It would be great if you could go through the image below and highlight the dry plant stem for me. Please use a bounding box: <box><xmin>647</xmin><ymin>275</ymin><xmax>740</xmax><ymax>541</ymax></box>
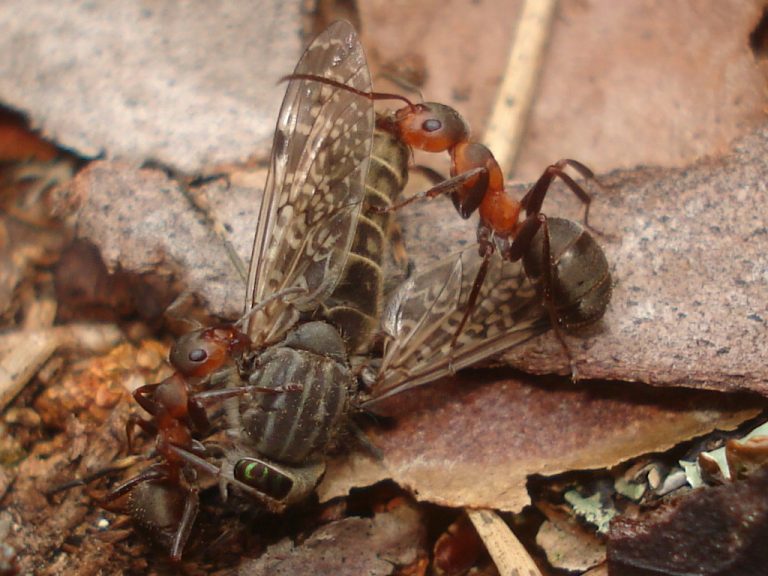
<box><xmin>467</xmin><ymin>509</ymin><xmax>542</xmax><ymax>576</ymax></box>
<box><xmin>483</xmin><ymin>0</ymin><xmax>558</xmax><ymax>173</ymax></box>
<box><xmin>0</xmin><ymin>331</ymin><xmax>59</xmax><ymax>411</ymax></box>
<box><xmin>21</xmin><ymin>297</ymin><xmax>57</xmax><ymax>330</ymax></box>
<box><xmin>0</xmin><ymin>323</ymin><xmax>122</xmax><ymax>410</ymax></box>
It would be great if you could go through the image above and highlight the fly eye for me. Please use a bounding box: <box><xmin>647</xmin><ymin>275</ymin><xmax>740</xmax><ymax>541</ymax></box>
<box><xmin>422</xmin><ymin>118</ymin><xmax>442</xmax><ymax>133</ymax></box>
<box><xmin>188</xmin><ymin>348</ymin><xmax>208</xmax><ymax>363</ymax></box>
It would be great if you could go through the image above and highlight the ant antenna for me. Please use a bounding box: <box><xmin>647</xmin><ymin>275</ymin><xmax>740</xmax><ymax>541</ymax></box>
<box><xmin>165</xmin><ymin>291</ymin><xmax>205</xmax><ymax>330</ymax></box>
<box><xmin>46</xmin><ymin>455</ymin><xmax>146</xmax><ymax>496</ymax></box>
<box><xmin>280</xmin><ymin>74</ymin><xmax>417</xmax><ymax>110</ymax></box>
<box><xmin>377</xmin><ymin>70</ymin><xmax>425</xmax><ymax>103</ymax></box>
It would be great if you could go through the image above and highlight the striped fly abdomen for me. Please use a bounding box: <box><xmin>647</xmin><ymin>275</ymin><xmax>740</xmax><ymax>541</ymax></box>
<box><xmin>230</xmin><ymin>322</ymin><xmax>355</xmax><ymax>465</ymax></box>
<box><xmin>320</xmin><ymin>128</ymin><xmax>409</xmax><ymax>354</ymax></box>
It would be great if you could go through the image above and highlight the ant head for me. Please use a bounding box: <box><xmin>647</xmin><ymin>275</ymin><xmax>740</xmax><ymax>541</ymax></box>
<box><xmin>391</xmin><ymin>102</ymin><xmax>470</xmax><ymax>153</ymax></box>
<box><xmin>281</xmin><ymin>74</ymin><xmax>473</xmax><ymax>154</ymax></box>
<box><xmin>169</xmin><ymin>326</ymin><xmax>250</xmax><ymax>378</ymax></box>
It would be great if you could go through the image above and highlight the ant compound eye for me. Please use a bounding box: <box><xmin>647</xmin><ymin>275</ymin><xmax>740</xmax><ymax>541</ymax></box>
<box><xmin>188</xmin><ymin>348</ymin><xmax>208</xmax><ymax>363</ymax></box>
<box><xmin>169</xmin><ymin>330</ymin><xmax>220</xmax><ymax>376</ymax></box>
<box><xmin>422</xmin><ymin>118</ymin><xmax>442</xmax><ymax>133</ymax></box>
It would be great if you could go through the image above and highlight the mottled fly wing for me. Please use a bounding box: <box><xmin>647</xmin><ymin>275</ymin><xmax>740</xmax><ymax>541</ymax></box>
<box><xmin>245</xmin><ymin>21</ymin><xmax>374</xmax><ymax>346</ymax></box>
<box><xmin>366</xmin><ymin>249</ymin><xmax>550</xmax><ymax>404</ymax></box>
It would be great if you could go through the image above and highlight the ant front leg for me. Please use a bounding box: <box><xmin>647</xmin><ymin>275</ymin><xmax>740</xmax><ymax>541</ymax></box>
<box><xmin>520</xmin><ymin>159</ymin><xmax>598</xmax><ymax>230</ymax></box>
<box><xmin>132</xmin><ymin>383</ymin><xmax>161</xmax><ymax>416</ymax></box>
<box><xmin>186</xmin><ymin>397</ymin><xmax>211</xmax><ymax>437</ymax></box>
<box><xmin>126</xmin><ymin>415</ymin><xmax>157</xmax><ymax>454</ymax></box>
<box><xmin>192</xmin><ymin>383</ymin><xmax>305</xmax><ymax>405</ymax></box>
<box><xmin>370</xmin><ymin>166</ymin><xmax>487</xmax><ymax>215</ymax></box>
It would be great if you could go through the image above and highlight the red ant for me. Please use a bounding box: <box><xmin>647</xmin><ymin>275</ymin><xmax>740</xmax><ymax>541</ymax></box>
<box><xmin>287</xmin><ymin>74</ymin><xmax>611</xmax><ymax>366</ymax></box>
<box><xmin>97</xmin><ymin>326</ymin><xmax>250</xmax><ymax>560</ymax></box>
<box><xmin>98</xmin><ymin>287</ymin><xmax>308</xmax><ymax>559</ymax></box>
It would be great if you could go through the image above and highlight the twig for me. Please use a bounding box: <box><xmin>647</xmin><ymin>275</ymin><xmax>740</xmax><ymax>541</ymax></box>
<box><xmin>467</xmin><ymin>508</ymin><xmax>543</xmax><ymax>576</ymax></box>
<box><xmin>483</xmin><ymin>0</ymin><xmax>558</xmax><ymax>174</ymax></box>
<box><xmin>0</xmin><ymin>323</ymin><xmax>123</xmax><ymax>411</ymax></box>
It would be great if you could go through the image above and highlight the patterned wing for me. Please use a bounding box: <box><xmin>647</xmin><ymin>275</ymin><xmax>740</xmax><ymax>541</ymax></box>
<box><xmin>245</xmin><ymin>21</ymin><xmax>374</xmax><ymax>346</ymax></box>
<box><xmin>366</xmin><ymin>249</ymin><xmax>551</xmax><ymax>404</ymax></box>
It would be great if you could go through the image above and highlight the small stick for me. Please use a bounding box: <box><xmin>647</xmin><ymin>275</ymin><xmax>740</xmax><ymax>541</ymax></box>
<box><xmin>483</xmin><ymin>0</ymin><xmax>558</xmax><ymax>174</ymax></box>
<box><xmin>467</xmin><ymin>508</ymin><xmax>543</xmax><ymax>576</ymax></box>
<box><xmin>0</xmin><ymin>323</ymin><xmax>122</xmax><ymax>411</ymax></box>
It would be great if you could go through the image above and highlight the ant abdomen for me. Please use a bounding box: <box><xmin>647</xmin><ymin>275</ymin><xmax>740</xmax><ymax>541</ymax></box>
<box><xmin>126</xmin><ymin>479</ymin><xmax>190</xmax><ymax>559</ymax></box>
<box><xmin>523</xmin><ymin>217</ymin><xmax>612</xmax><ymax>330</ymax></box>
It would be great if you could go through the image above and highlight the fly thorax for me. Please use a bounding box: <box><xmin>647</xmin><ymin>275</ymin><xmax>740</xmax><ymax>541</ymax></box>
<box><xmin>282</xmin><ymin>321</ymin><xmax>347</xmax><ymax>361</ymax></box>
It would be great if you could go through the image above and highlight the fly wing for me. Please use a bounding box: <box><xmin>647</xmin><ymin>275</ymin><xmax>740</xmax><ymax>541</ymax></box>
<box><xmin>245</xmin><ymin>21</ymin><xmax>374</xmax><ymax>346</ymax></box>
<box><xmin>366</xmin><ymin>250</ymin><xmax>551</xmax><ymax>405</ymax></box>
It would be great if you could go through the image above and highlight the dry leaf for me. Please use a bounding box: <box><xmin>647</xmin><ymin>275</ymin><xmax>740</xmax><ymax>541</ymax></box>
<box><xmin>67</xmin><ymin>123</ymin><xmax>768</xmax><ymax>395</ymax></box>
<box><xmin>63</xmin><ymin>161</ymin><xmax>258</xmax><ymax>319</ymax></box>
<box><xmin>536</xmin><ymin>518</ymin><xmax>605</xmax><ymax>572</ymax></box>
<box><xmin>319</xmin><ymin>373</ymin><xmax>760</xmax><ymax>512</ymax></box>
<box><xmin>1</xmin><ymin>342</ymin><xmax>169</xmax><ymax>575</ymax></box>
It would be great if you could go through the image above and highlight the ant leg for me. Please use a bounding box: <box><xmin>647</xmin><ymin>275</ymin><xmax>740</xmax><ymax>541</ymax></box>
<box><xmin>100</xmin><ymin>462</ymin><xmax>168</xmax><ymax>508</ymax></box>
<box><xmin>377</xmin><ymin>164</ymin><xmax>440</xmax><ymax>271</ymax></box>
<box><xmin>169</xmin><ymin>486</ymin><xmax>199</xmax><ymax>562</ymax></box>
<box><xmin>236</xmin><ymin>286</ymin><xmax>308</xmax><ymax>329</ymax></box>
<box><xmin>185</xmin><ymin>384</ymin><xmax>303</xmax><ymax>431</ymax></box>
<box><xmin>46</xmin><ymin>455</ymin><xmax>146</xmax><ymax>496</ymax></box>
<box><xmin>192</xmin><ymin>383</ymin><xmax>303</xmax><ymax>404</ymax></box>
<box><xmin>539</xmin><ymin>215</ymin><xmax>581</xmax><ymax>380</ymax></box>
<box><xmin>348</xmin><ymin>421</ymin><xmax>383</xmax><ymax>461</ymax></box>
<box><xmin>126</xmin><ymin>415</ymin><xmax>157</xmax><ymax>454</ymax></box>
<box><xmin>132</xmin><ymin>383</ymin><xmax>161</xmax><ymax>415</ymax></box>
<box><xmin>503</xmin><ymin>214</ymin><xmax>543</xmax><ymax>262</ymax></box>
<box><xmin>386</xmin><ymin>216</ymin><xmax>410</xmax><ymax>270</ymax></box>
<box><xmin>166</xmin><ymin>445</ymin><xmax>221</xmax><ymax>478</ymax></box>
<box><xmin>409</xmin><ymin>164</ymin><xmax>445</xmax><ymax>186</ymax></box>
<box><xmin>520</xmin><ymin>159</ymin><xmax>601</xmax><ymax>230</ymax></box>
<box><xmin>450</xmin><ymin>228</ymin><xmax>495</xmax><ymax>352</ymax></box>
<box><xmin>370</xmin><ymin>167</ymin><xmax>487</xmax><ymax>214</ymax></box>
<box><xmin>188</xmin><ymin>438</ymin><xmax>209</xmax><ymax>456</ymax></box>
<box><xmin>186</xmin><ymin>398</ymin><xmax>211</xmax><ymax>437</ymax></box>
